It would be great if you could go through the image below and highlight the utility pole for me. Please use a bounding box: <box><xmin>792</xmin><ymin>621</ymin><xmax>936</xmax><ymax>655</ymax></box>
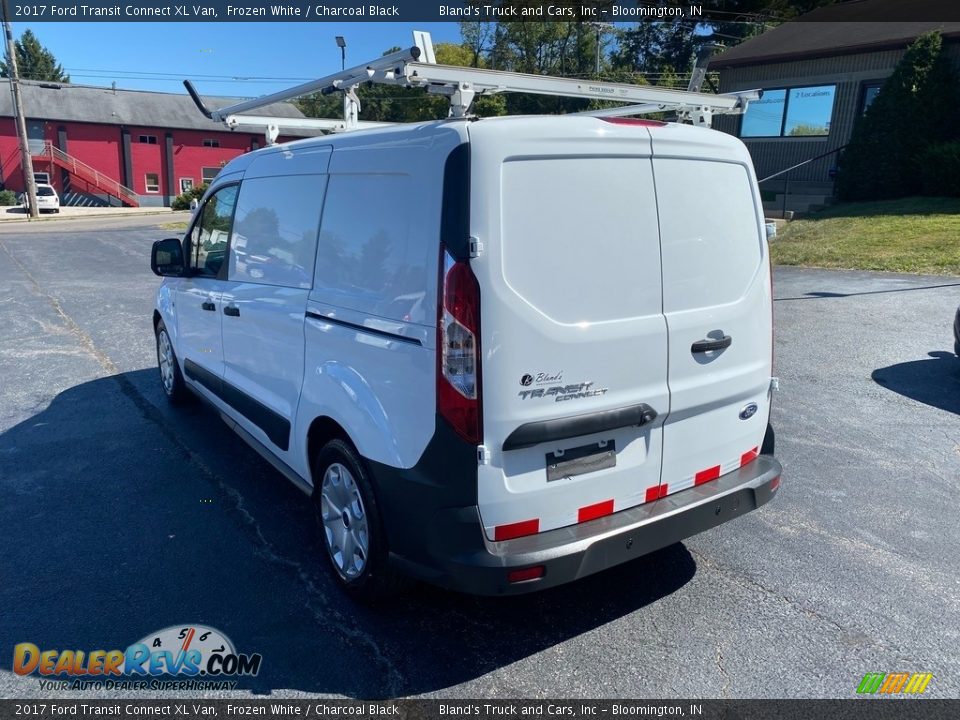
<box><xmin>589</xmin><ymin>22</ymin><xmax>614</xmax><ymax>77</ymax></box>
<box><xmin>2</xmin><ymin>1</ymin><xmax>37</xmax><ymax>218</ymax></box>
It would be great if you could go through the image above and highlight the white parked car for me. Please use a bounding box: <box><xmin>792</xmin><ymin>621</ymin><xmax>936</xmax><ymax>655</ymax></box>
<box><xmin>22</xmin><ymin>183</ymin><xmax>60</xmax><ymax>213</ymax></box>
<box><xmin>151</xmin><ymin>115</ymin><xmax>782</xmax><ymax>598</ymax></box>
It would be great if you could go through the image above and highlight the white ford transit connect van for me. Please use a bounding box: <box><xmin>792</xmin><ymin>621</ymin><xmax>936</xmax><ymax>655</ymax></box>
<box><xmin>151</xmin><ymin>115</ymin><xmax>781</xmax><ymax>597</ymax></box>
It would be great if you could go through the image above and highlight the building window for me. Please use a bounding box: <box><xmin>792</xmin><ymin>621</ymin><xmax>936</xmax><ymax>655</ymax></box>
<box><xmin>861</xmin><ymin>81</ymin><xmax>883</xmax><ymax>114</ymax></box>
<box><xmin>33</xmin><ymin>172</ymin><xmax>50</xmax><ymax>185</ymax></box>
<box><xmin>202</xmin><ymin>139</ymin><xmax>220</xmax><ymax>148</ymax></box>
<box><xmin>201</xmin><ymin>167</ymin><xmax>220</xmax><ymax>184</ymax></box>
<box><xmin>740</xmin><ymin>89</ymin><xmax>786</xmax><ymax>138</ymax></box>
<box><xmin>740</xmin><ymin>85</ymin><xmax>836</xmax><ymax>138</ymax></box>
<box><xmin>138</xmin><ymin>135</ymin><xmax>158</xmax><ymax>144</ymax></box>
<box><xmin>180</xmin><ymin>178</ymin><xmax>194</xmax><ymax>194</ymax></box>
<box><xmin>145</xmin><ymin>173</ymin><xmax>160</xmax><ymax>193</ymax></box>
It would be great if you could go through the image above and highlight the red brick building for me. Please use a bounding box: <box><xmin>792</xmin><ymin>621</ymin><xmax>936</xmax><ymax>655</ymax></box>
<box><xmin>0</xmin><ymin>81</ymin><xmax>315</xmax><ymax>207</ymax></box>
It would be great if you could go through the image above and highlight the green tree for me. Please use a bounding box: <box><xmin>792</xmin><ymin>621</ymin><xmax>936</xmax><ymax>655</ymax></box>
<box><xmin>788</xmin><ymin>123</ymin><xmax>827</xmax><ymax>136</ymax></box>
<box><xmin>0</xmin><ymin>30</ymin><xmax>69</xmax><ymax>82</ymax></box>
<box><xmin>612</xmin><ymin>21</ymin><xmax>699</xmax><ymax>79</ymax></box>
<box><xmin>297</xmin><ymin>42</ymin><xmax>506</xmax><ymax>124</ymax></box>
<box><xmin>482</xmin><ymin>21</ymin><xmax>604</xmax><ymax>115</ymax></box>
<box><xmin>838</xmin><ymin>31</ymin><xmax>960</xmax><ymax>201</ymax></box>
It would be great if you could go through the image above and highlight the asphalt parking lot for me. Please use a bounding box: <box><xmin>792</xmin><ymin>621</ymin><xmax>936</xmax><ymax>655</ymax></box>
<box><xmin>2</xmin><ymin>215</ymin><xmax>959</xmax><ymax>699</ymax></box>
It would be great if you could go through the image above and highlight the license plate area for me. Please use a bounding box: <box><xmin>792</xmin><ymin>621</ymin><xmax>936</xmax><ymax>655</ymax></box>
<box><xmin>546</xmin><ymin>440</ymin><xmax>616</xmax><ymax>482</ymax></box>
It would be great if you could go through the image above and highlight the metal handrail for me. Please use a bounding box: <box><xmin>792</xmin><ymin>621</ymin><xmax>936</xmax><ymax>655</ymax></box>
<box><xmin>758</xmin><ymin>144</ymin><xmax>847</xmax><ymax>218</ymax></box>
<box><xmin>34</xmin><ymin>142</ymin><xmax>139</xmax><ymax>205</ymax></box>
<box><xmin>758</xmin><ymin>144</ymin><xmax>847</xmax><ymax>184</ymax></box>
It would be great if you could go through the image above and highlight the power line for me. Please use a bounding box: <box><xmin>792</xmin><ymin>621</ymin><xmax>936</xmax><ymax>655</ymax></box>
<box><xmin>64</xmin><ymin>67</ymin><xmax>315</xmax><ymax>82</ymax></box>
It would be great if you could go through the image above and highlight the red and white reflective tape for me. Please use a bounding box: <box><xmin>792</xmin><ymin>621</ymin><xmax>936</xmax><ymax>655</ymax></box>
<box><xmin>493</xmin><ymin>446</ymin><xmax>764</xmax><ymax>541</ymax></box>
<box><xmin>577</xmin><ymin>499</ymin><xmax>614</xmax><ymax>523</ymax></box>
<box><xmin>645</xmin><ymin>484</ymin><xmax>668</xmax><ymax>503</ymax></box>
<box><xmin>694</xmin><ymin>465</ymin><xmax>721</xmax><ymax>486</ymax></box>
<box><xmin>494</xmin><ymin>518</ymin><xmax>539</xmax><ymax>541</ymax></box>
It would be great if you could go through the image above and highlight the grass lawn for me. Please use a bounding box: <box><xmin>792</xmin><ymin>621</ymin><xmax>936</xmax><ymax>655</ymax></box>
<box><xmin>771</xmin><ymin>197</ymin><xmax>960</xmax><ymax>275</ymax></box>
<box><xmin>159</xmin><ymin>221</ymin><xmax>188</xmax><ymax>232</ymax></box>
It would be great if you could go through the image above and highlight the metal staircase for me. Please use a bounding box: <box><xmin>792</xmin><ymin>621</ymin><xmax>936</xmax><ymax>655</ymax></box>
<box><xmin>31</xmin><ymin>142</ymin><xmax>139</xmax><ymax>207</ymax></box>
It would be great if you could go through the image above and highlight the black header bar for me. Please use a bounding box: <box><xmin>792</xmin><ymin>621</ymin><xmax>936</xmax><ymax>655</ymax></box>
<box><xmin>1</xmin><ymin>699</ymin><xmax>959</xmax><ymax>720</ymax></box>
<box><xmin>7</xmin><ymin>1</ymin><xmax>960</xmax><ymax>23</ymax></box>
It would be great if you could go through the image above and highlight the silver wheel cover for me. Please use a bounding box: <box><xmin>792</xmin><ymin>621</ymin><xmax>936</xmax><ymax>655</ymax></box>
<box><xmin>158</xmin><ymin>330</ymin><xmax>175</xmax><ymax>395</ymax></box>
<box><xmin>320</xmin><ymin>462</ymin><xmax>370</xmax><ymax>579</ymax></box>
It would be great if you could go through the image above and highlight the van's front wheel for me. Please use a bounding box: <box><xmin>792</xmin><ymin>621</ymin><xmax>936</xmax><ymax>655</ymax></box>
<box><xmin>313</xmin><ymin>440</ymin><xmax>399</xmax><ymax>601</ymax></box>
<box><xmin>155</xmin><ymin>320</ymin><xmax>190</xmax><ymax>404</ymax></box>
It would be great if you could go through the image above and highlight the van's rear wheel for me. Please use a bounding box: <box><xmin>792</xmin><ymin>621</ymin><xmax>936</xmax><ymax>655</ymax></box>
<box><xmin>155</xmin><ymin>320</ymin><xmax>190</xmax><ymax>404</ymax></box>
<box><xmin>313</xmin><ymin>439</ymin><xmax>399</xmax><ymax>601</ymax></box>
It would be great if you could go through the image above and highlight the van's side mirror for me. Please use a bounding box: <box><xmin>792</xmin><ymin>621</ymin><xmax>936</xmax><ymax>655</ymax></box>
<box><xmin>151</xmin><ymin>238</ymin><xmax>186</xmax><ymax>277</ymax></box>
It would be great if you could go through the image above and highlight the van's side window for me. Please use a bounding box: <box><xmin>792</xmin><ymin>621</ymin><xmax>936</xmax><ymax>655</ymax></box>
<box><xmin>228</xmin><ymin>175</ymin><xmax>325</xmax><ymax>289</ymax></box>
<box><xmin>190</xmin><ymin>185</ymin><xmax>238</xmax><ymax>278</ymax></box>
<box><xmin>314</xmin><ymin>174</ymin><xmax>422</xmax><ymax>320</ymax></box>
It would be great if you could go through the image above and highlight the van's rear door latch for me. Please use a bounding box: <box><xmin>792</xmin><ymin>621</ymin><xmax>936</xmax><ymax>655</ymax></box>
<box><xmin>469</xmin><ymin>236</ymin><xmax>484</xmax><ymax>258</ymax></box>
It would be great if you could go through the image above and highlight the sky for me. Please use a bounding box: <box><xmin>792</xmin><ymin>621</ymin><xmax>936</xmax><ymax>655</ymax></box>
<box><xmin>15</xmin><ymin>23</ymin><xmax>462</xmax><ymax>97</ymax></box>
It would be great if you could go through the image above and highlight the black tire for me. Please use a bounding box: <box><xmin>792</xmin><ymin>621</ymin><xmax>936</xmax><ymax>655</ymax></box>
<box><xmin>155</xmin><ymin>320</ymin><xmax>191</xmax><ymax>404</ymax></box>
<box><xmin>955</xmin><ymin>341</ymin><xmax>960</xmax><ymax>358</ymax></box>
<box><xmin>312</xmin><ymin>439</ymin><xmax>402</xmax><ymax>601</ymax></box>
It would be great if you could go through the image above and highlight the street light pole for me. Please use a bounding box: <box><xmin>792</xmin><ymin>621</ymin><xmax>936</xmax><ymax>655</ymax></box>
<box><xmin>595</xmin><ymin>25</ymin><xmax>601</xmax><ymax>75</ymax></box>
<box><xmin>335</xmin><ymin>35</ymin><xmax>346</xmax><ymax>71</ymax></box>
<box><xmin>335</xmin><ymin>36</ymin><xmax>350</xmax><ymax>126</ymax></box>
<box><xmin>1</xmin><ymin>0</ymin><xmax>37</xmax><ymax>218</ymax></box>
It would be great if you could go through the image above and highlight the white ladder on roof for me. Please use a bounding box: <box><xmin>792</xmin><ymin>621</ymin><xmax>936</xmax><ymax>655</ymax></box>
<box><xmin>184</xmin><ymin>31</ymin><xmax>761</xmax><ymax>144</ymax></box>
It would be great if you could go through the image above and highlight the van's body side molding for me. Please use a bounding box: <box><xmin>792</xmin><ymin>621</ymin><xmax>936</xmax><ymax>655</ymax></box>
<box><xmin>305</xmin><ymin>311</ymin><xmax>422</xmax><ymax>346</ymax></box>
<box><xmin>502</xmin><ymin>403</ymin><xmax>658</xmax><ymax>452</ymax></box>
<box><xmin>184</xmin><ymin>359</ymin><xmax>291</xmax><ymax>451</ymax></box>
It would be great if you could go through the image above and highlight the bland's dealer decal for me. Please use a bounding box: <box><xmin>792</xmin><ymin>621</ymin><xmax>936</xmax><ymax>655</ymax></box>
<box><xmin>13</xmin><ymin>625</ymin><xmax>261</xmax><ymax>691</ymax></box>
<box><xmin>519</xmin><ymin>372</ymin><xmax>608</xmax><ymax>402</ymax></box>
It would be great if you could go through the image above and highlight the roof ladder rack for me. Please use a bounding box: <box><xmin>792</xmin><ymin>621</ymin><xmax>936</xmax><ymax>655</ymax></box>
<box><xmin>184</xmin><ymin>31</ymin><xmax>761</xmax><ymax>142</ymax></box>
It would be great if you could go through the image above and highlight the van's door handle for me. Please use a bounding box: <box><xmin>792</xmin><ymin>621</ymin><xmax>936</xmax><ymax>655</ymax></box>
<box><xmin>201</xmin><ymin>301</ymin><xmax>216</xmax><ymax>311</ymax></box>
<box><xmin>691</xmin><ymin>335</ymin><xmax>732</xmax><ymax>353</ymax></box>
<box><xmin>223</xmin><ymin>306</ymin><xmax>240</xmax><ymax>317</ymax></box>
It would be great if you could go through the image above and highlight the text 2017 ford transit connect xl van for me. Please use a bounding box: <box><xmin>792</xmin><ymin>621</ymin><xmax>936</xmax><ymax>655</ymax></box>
<box><xmin>151</xmin><ymin>114</ymin><xmax>782</xmax><ymax>598</ymax></box>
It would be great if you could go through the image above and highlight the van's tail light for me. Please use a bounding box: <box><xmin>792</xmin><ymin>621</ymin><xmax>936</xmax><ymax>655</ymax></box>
<box><xmin>438</xmin><ymin>247</ymin><xmax>482</xmax><ymax>444</ymax></box>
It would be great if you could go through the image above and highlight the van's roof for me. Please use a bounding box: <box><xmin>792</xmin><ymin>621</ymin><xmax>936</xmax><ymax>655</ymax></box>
<box><xmin>221</xmin><ymin>115</ymin><xmax>748</xmax><ymax>175</ymax></box>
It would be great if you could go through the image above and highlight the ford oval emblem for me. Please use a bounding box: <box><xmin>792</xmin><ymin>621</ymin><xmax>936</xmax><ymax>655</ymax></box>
<box><xmin>739</xmin><ymin>403</ymin><xmax>759</xmax><ymax>420</ymax></box>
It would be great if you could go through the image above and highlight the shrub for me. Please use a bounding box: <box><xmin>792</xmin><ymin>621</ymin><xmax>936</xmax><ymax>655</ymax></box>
<box><xmin>838</xmin><ymin>32</ymin><xmax>960</xmax><ymax>201</ymax></box>
<box><xmin>0</xmin><ymin>189</ymin><xmax>18</xmax><ymax>206</ymax></box>
<box><xmin>171</xmin><ymin>182</ymin><xmax>208</xmax><ymax>211</ymax></box>
<box><xmin>919</xmin><ymin>142</ymin><xmax>960</xmax><ymax>197</ymax></box>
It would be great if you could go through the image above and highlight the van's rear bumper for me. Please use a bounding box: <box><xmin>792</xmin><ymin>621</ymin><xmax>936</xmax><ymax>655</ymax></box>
<box><xmin>389</xmin><ymin>454</ymin><xmax>782</xmax><ymax>595</ymax></box>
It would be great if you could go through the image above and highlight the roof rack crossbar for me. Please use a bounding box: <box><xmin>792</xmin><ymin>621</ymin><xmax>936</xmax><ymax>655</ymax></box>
<box><xmin>184</xmin><ymin>32</ymin><xmax>761</xmax><ymax>140</ymax></box>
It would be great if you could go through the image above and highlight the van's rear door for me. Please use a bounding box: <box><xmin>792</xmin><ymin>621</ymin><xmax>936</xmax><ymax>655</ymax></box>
<box><xmin>651</xmin><ymin>129</ymin><xmax>773</xmax><ymax>497</ymax></box>
<box><xmin>467</xmin><ymin>117</ymin><xmax>669</xmax><ymax>541</ymax></box>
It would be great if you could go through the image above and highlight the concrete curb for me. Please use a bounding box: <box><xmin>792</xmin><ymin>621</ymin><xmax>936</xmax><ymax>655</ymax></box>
<box><xmin>0</xmin><ymin>209</ymin><xmax>186</xmax><ymax>224</ymax></box>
